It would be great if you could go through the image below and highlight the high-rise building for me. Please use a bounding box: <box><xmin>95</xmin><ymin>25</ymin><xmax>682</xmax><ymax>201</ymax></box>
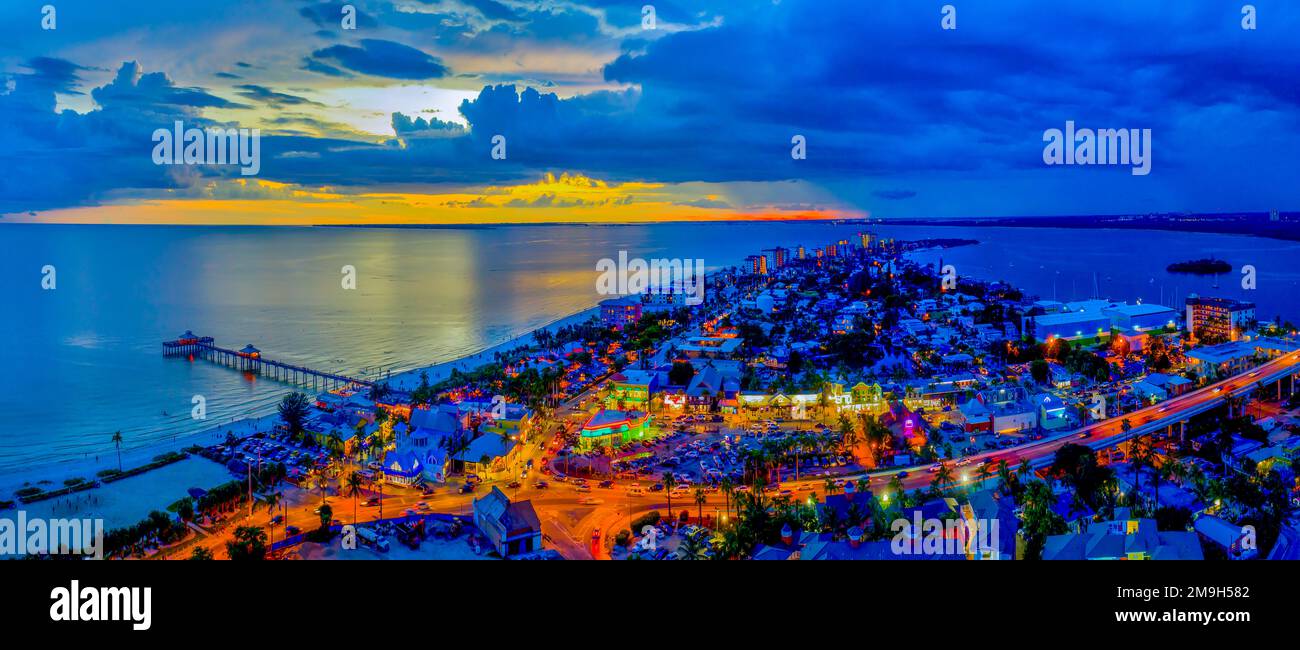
<box><xmin>1185</xmin><ymin>295</ymin><xmax>1255</xmax><ymax>342</ymax></box>
<box><xmin>797</xmin><ymin>245</ymin><xmax>806</xmax><ymax>260</ymax></box>
<box><xmin>745</xmin><ymin>254</ymin><xmax>768</xmax><ymax>275</ymax></box>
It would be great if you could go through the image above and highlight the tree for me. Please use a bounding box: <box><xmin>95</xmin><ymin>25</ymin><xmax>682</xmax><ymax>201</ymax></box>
<box><xmin>662</xmin><ymin>471</ymin><xmax>677</xmax><ymax>520</ymax></box>
<box><xmin>720</xmin><ymin>477</ymin><xmax>735</xmax><ymax>524</ymax></box>
<box><xmin>226</xmin><ymin>526</ymin><xmax>267</xmax><ymax>560</ymax></box>
<box><xmin>346</xmin><ymin>471</ymin><xmax>365</xmax><ymax>525</ymax></box>
<box><xmin>1019</xmin><ymin>481</ymin><xmax>1067</xmax><ymax>560</ymax></box>
<box><xmin>317</xmin><ymin>503</ymin><xmax>333</xmax><ymax>530</ymax></box>
<box><xmin>932</xmin><ymin>463</ymin><xmax>954</xmax><ymax>495</ymax></box>
<box><xmin>278</xmin><ymin>392</ymin><xmax>312</xmax><ymax>440</ymax></box>
<box><xmin>260</xmin><ymin>490</ymin><xmax>281</xmax><ymax>543</ymax></box>
<box><xmin>668</xmin><ymin>361</ymin><xmax>696</xmax><ymax>386</ymax></box>
<box><xmin>695</xmin><ymin>487</ymin><xmax>707</xmax><ymax>525</ymax></box>
<box><xmin>188</xmin><ymin>546</ymin><xmax>213</xmax><ymax>560</ymax></box>
<box><xmin>111</xmin><ymin>431</ymin><xmax>123</xmax><ymax>472</ymax></box>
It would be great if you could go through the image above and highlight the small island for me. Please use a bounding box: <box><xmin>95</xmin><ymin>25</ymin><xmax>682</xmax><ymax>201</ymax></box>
<box><xmin>1167</xmin><ymin>257</ymin><xmax>1231</xmax><ymax>275</ymax></box>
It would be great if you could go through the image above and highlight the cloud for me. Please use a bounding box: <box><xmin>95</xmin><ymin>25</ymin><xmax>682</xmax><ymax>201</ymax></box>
<box><xmin>305</xmin><ymin>39</ymin><xmax>450</xmax><ymax>79</ymax></box>
<box><xmin>391</xmin><ymin>112</ymin><xmax>466</xmax><ymax>138</ymax></box>
<box><xmin>233</xmin><ymin>84</ymin><xmax>324</xmax><ymax>108</ymax></box>
<box><xmin>299</xmin><ymin>1</ymin><xmax>378</xmax><ymax>29</ymax></box>
<box><xmin>872</xmin><ymin>190</ymin><xmax>916</xmax><ymax>201</ymax></box>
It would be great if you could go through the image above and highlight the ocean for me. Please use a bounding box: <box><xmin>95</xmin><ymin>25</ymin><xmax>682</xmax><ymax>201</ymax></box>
<box><xmin>2</xmin><ymin>221</ymin><xmax>1298</xmax><ymax>473</ymax></box>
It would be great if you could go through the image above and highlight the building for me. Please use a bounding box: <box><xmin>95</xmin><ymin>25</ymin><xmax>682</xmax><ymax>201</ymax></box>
<box><xmin>381</xmin><ymin>451</ymin><xmax>424</xmax><ymax>487</ymax></box>
<box><xmin>1193</xmin><ymin>515</ymin><xmax>1258</xmax><ymax>560</ymax></box>
<box><xmin>1042</xmin><ymin>508</ymin><xmax>1203</xmax><ymax>560</ymax></box>
<box><xmin>1186</xmin><ymin>295</ymin><xmax>1255</xmax><ymax>342</ymax></box>
<box><xmin>745</xmin><ymin>254</ymin><xmax>768</xmax><ymax>276</ymax></box>
<box><xmin>578</xmin><ymin>409</ymin><xmax>653</xmax><ymax>450</ymax></box>
<box><xmin>1028</xmin><ymin>309</ymin><xmax>1112</xmax><ymax>342</ymax></box>
<box><xmin>606</xmin><ymin>370</ymin><xmax>656</xmax><ymax>410</ymax></box>
<box><xmin>600</xmin><ymin>296</ymin><xmax>643</xmax><ymax>329</ymax></box>
<box><xmin>473</xmin><ymin>486</ymin><xmax>543</xmax><ymax>558</ymax></box>
<box><xmin>1102</xmin><ymin>302</ymin><xmax>1178</xmax><ymax>333</ymax></box>
<box><xmin>1185</xmin><ymin>338</ymin><xmax>1300</xmax><ymax>380</ymax></box>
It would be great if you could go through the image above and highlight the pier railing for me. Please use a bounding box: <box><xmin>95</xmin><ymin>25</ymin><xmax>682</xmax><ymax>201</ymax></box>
<box><xmin>163</xmin><ymin>333</ymin><xmax>375</xmax><ymax>391</ymax></box>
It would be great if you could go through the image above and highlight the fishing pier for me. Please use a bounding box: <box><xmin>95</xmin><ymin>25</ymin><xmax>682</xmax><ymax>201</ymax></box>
<box><xmin>162</xmin><ymin>330</ymin><xmax>376</xmax><ymax>391</ymax></box>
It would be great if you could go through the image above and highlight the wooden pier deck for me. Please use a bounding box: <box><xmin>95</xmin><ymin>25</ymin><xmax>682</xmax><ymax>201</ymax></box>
<box><xmin>163</xmin><ymin>330</ymin><xmax>376</xmax><ymax>391</ymax></box>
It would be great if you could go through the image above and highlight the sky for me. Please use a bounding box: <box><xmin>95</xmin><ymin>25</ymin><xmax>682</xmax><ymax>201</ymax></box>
<box><xmin>0</xmin><ymin>0</ymin><xmax>1297</xmax><ymax>225</ymax></box>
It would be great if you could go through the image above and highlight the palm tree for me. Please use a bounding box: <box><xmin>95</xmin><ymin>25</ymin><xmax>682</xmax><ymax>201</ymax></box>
<box><xmin>1130</xmin><ymin>433</ymin><xmax>1155</xmax><ymax>510</ymax></box>
<box><xmin>887</xmin><ymin>474</ymin><xmax>905</xmax><ymax>502</ymax></box>
<box><xmin>345</xmin><ymin>471</ymin><xmax>365</xmax><ymax>525</ymax></box>
<box><xmin>662</xmin><ymin>471</ymin><xmax>677</xmax><ymax>520</ymax></box>
<box><xmin>111</xmin><ymin>430</ymin><xmax>123</xmax><ymax>471</ymax></box>
<box><xmin>823</xmin><ymin>476</ymin><xmax>840</xmax><ymax>497</ymax></box>
<box><xmin>695</xmin><ymin>487</ymin><xmax>707</xmax><ymax>525</ymax></box>
<box><xmin>260</xmin><ymin>491</ymin><xmax>281</xmax><ymax>556</ymax></box>
<box><xmin>933</xmin><ymin>463</ymin><xmax>954</xmax><ymax>495</ymax></box>
<box><xmin>720</xmin><ymin>477</ymin><xmax>735</xmax><ymax>523</ymax></box>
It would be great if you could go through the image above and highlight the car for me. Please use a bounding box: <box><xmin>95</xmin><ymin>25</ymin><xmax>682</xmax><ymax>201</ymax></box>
<box><xmin>364</xmin><ymin>497</ymin><xmax>380</xmax><ymax>507</ymax></box>
<box><xmin>458</xmin><ymin>482</ymin><xmax>476</xmax><ymax>494</ymax></box>
<box><xmin>1078</xmin><ymin>432</ymin><xmax>1091</xmax><ymax>439</ymax></box>
<box><xmin>285</xmin><ymin>525</ymin><xmax>301</xmax><ymax>536</ymax></box>
<box><xmin>553</xmin><ymin>474</ymin><xmax>568</xmax><ymax>482</ymax></box>
<box><xmin>896</xmin><ymin>471</ymin><xmax>909</xmax><ymax>479</ymax></box>
<box><xmin>534</xmin><ymin>481</ymin><xmax>549</xmax><ymax>489</ymax></box>
<box><xmin>650</xmin><ymin>483</ymin><xmax>665</xmax><ymax>492</ymax></box>
<box><xmin>778</xmin><ymin>489</ymin><xmax>793</xmax><ymax>497</ymax></box>
<box><xmin>507</xmin><ymin>481</ymin><xmax>521</xmax><ymax>489</ymax></box>
<box><xmin>928</xmin><ymin>463</ymin><xmax>943</xmax><ymax>473</ymax></box>
<box><xmin>598</xmin><ymin>480</ymin><xmax>614</xmax><ymax>489</ymax></box>
<box><xmin>576</xmin><ymin>485</ymin><xmax>592</xmax><ymax>493</ymax></box>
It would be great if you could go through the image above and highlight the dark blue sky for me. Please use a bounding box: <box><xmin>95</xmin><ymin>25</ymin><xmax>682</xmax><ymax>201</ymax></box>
<box><xmin>1</xmin><ymin>0</ymin><xmax>1297</xmax><ymax>223</ymax></box>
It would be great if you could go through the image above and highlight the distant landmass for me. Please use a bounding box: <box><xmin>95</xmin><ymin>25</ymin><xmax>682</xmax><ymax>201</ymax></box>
<box><xmin>878</xmin><ymin>212</ymin><xmax>1299</xmax><ymax>242</ymax></box>
<box><xmin>1166</xmin><ymin>258</ymin><xmax>1232</xmax><ymax>275</ymax></box>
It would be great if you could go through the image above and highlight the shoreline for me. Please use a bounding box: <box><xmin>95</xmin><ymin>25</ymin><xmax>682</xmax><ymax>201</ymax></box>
<box><xmin>1</xmin><ymin>305</ymin><xmax>600</xmax><ymax>502</ymax></box>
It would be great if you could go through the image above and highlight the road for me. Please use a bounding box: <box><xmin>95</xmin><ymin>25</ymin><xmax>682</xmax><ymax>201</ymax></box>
<box><xmin>184</xmin><ymin>350</ymin><xmax>1300</xmax><ymax>559</ymax></box>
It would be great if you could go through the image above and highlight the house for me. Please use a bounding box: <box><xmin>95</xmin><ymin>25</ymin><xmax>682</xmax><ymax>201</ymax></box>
<box><xmin>979</xmin><ymin>387</ymin><xmax>1038</xmax><ymax>435</ymax></box>
<box><xmin>961</xmin><ymin>489</ymin><xmax>1018</xmax><ymax>560</ymax></box>
<box><xmin>1193</xmin><ymin>515</ymin><xmax>1258</xmax><ymax>560</ymax></box>
<box><xmin>381</xmin><ymin>451</ymin><xmax>424</xmax><ymax>487</ymax></box>
<box><xmin>1042</xmin><ymin>508</ymin><xmax>1203</xmax><ymax>560</ymax></box>
<box><xmin>473</xmin><ymin>486</ymin><xmax>543</xmax><ymax>558</ymax></box>
<box><xmin>456</xmin><ymin>434</ymin><xmax>518</xmax><ymax>477</ymax></box>
<box><xmin>880</xmin><ymin>401</ymin><xmax>928</xmax><ymax>449</ymax></box>
<box><xmin>957</xmin><ymin>398</ymin><xmax>992</xmax><ymax>434</ymax></box>
<box><xmin>606</xmin><ymin>370</ymin><xmax>657</xmax><ymax>410</ymax></box>
<box><xmin>1035</xmin><ymin>393</ymin><xmax>1070</xmax><ymax>430</ymax></box>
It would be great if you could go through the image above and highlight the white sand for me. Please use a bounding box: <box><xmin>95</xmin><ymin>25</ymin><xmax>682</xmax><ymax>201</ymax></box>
<box><xmin>12</xmin><ymin>457</ymin><xmax>235</xmax><ymax>531</ymax></box>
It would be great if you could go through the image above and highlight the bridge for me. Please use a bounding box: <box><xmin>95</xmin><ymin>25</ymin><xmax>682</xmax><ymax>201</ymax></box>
<box><xmin>163</xmin><ymin>330</ymin><xmax>376</xmax><ymax>391</ymax></box>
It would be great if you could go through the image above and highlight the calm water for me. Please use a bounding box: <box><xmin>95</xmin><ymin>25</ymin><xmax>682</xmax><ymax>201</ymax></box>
<box><xmin>2</xmin><ymin>221</ymin><xmax>1298</xmax><ymax>472</ymax></box>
